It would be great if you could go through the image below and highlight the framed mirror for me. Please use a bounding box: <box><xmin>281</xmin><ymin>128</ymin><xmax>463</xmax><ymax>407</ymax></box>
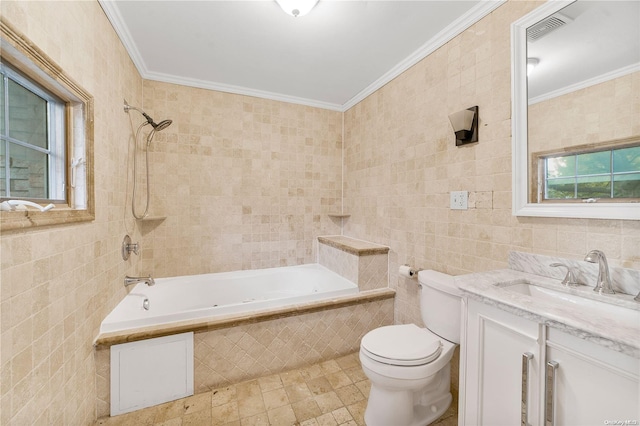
<box><xmin>511</xmin><ymin>0</ymin><xmax>640</xmax><ymax>220</ymax></box>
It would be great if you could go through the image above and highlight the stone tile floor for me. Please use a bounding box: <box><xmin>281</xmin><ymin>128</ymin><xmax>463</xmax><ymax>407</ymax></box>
<box><xmin>96</xmin><ymin>352</ymin><xmax>457</xmax><ymax>426</ymax></box>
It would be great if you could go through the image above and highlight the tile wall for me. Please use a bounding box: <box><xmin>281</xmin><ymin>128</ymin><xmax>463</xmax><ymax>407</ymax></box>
<box><xmin>137</xmin><ymin>80</ymin><xmax>343</xmax><ymax>277</ymax></box>
<box><xmin>2</xmin><ymin>0</ymin><xmax>639</xmax><ymax>424</ymax></box>
<box><xmin>342</xmin><ymin>0</ymin><xmax>640</xmax><ymax>326</ymax></box>
<box><xmin>529</xmin><ymin>71</ymin><xmax>639</xmax><ymax>153</ymax></box>
<box><xmin>0</xmin><ymin>1</ymin><xmax>144</xmax><ymax>424</ymax></box>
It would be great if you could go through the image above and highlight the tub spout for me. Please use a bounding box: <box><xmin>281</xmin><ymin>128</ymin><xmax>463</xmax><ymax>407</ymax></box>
<box><xmin>124</xmin><ymin>275</ymin><xmax>155</xmax><ymax>287</ymax></box>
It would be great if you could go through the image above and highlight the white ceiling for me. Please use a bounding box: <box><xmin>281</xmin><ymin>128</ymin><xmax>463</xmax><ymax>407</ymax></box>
<box><xmin>99</xmin><ymin>0</ymin><xmax>503</xmax><ymax>111</ymax></box>
<box><xmin>527</xmin><ymin>1</ymin><xmax>640</xmax><ymax>102</ymax></box>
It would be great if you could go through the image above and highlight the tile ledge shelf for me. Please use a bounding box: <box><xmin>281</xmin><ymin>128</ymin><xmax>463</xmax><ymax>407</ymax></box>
<box><xmin>136</xmin><ymin>216</ymin><xmax>166</xmax><ymax>221</ymax></box>
<box><xmin>318</xmin><ymin>235</ymin><xmax>390</xmax><ymax>256</ymax></box>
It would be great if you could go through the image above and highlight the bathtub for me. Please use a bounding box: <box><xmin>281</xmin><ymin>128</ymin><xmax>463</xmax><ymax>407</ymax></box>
<box><xmin>100</xmin><ymin>263</ymin><xmax>359</xmax><ymax>333</ymax></box>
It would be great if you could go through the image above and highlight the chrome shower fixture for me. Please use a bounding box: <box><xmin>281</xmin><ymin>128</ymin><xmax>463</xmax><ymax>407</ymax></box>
<box><xmin>124</xmin><ymin>99</ymin><xmax>173</xmax><ymax>219</ymax></box>
<box><xmin>124</xmin><ymin>100</ymin><xmax>172</xmax><ymax>131</ymax></box>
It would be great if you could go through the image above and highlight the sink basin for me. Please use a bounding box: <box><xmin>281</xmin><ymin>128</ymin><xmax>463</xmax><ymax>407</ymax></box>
<box><xmin>502</xmin><ymin>281</ymin><xmax>640</xmax><ymax>325</ymax></box>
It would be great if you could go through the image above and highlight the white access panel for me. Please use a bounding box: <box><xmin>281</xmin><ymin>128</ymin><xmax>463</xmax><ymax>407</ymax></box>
<box><xmin>110</xmin><ymin>332</ymin><xmax>194</xmax><ymax>416</ymax></box>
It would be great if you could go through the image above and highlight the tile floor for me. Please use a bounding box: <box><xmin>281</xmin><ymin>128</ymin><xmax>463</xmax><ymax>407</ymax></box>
<box><xmin>95</xmin><ymin>352</ymin><xmax>457</xmax><ymax>426</ymax></box>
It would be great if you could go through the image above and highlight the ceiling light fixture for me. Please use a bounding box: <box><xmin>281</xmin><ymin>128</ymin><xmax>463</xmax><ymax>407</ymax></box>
<box><xmin>275</xmin><ymin>0</ymin><xmax>319</xmax><ymax>17</ymax></box>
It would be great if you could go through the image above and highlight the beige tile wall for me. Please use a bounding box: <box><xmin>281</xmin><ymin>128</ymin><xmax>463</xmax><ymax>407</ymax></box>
<box><xmin>3</xmin><ymin>0</ymin><xmax>640</xmax><ymax>424</ymax></box>
<box><xmin>529</xmin><ymin>71</ymin><xmax>640</xmax><ymax>153</ymax></box>
<box><xmin>138</xmin><ymin>80</ymin><xmax>343</xmax><ymax>277</ymax></box>
<box><xmin>318</xmin><ymin>244</ymin><xmax>389</xmax><ymax>291</ymax></box>
<box><xmin>0</xmin><ymin>1</ymin><xmax>144</xmax><ymax>425</ymax></box>
<box><xmin>342</xmin><ymin>0</ymin><xmax>640</xmax><ymax>326</ymax></box>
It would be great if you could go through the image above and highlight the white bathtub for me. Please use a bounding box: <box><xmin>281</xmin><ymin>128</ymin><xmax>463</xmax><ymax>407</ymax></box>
<box><xmin>100</xmin><ymin>263</ymin><xmax>358</xmax><ymax>333</ymax></box>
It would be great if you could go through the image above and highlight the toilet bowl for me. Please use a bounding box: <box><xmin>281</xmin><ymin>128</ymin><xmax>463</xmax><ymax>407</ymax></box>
<box><xmin>359</xmin><ymin>270</ymin><xmax>462</xmax><ymax>426</ymax></box>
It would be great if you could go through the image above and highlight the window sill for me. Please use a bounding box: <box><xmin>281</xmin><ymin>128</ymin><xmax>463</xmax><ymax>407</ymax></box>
<box><xmin>1</xmin><ymin>208</ymin><xmax>94</xmax><ymax>232</ymax></box>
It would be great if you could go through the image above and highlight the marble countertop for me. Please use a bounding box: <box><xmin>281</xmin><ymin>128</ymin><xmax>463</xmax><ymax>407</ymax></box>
<box><xmin>456</xmin><ymin>269</ymin><xmax>640</xmax><ymax>358</ymax></box>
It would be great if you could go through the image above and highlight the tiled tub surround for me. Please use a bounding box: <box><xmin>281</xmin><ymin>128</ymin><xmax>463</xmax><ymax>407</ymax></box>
<box><xmin>456</xmin><ymin>252</ymin><xmax>640</xmax><ymax>357</ymax></box>
<box><xmin>94</xmin><ymin>291</ymin><xmax>394</xmax><ymax>417</ymax></box>
<box><xmin>318</xmin><ymin>236</ymin><xmax>390</xmax><ymax>290</ymax></box>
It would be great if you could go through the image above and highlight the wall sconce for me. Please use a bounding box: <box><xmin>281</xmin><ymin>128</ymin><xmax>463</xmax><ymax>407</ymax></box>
<box><xmin>448</xmin><ymin>106</ymin><xmax>478</xmax><ymax>146</ymax></box>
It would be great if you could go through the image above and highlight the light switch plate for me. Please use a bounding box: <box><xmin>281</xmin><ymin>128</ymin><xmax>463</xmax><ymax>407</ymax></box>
<box><xmin>450</xmin><ymin>191</ymin><xmax>468</xmax><ymax>210</ymax></box>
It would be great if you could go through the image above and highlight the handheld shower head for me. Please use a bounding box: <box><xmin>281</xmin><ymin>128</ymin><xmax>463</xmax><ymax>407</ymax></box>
<box><xmin>153</xmin><ymin>119</ymin><xmax>172</xmax><ymax>132</ymax></box>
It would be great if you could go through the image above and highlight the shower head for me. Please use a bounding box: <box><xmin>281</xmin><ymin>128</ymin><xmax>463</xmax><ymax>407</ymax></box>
<box><xmin>153</xmin><ymin>119</ymin><xmax>172</xmax><ymax>132</ymax></box>
<box><xmin>124</xmin><ymin>100</ymin><xmax>172</xmax><ymax>132</ymax></box>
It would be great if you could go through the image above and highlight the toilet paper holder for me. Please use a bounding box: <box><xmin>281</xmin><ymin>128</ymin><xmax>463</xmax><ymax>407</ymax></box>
<box><xmin>399</xmin><ymin>264</ymin><xmax>422</xmax><ymax>279</ymax></box>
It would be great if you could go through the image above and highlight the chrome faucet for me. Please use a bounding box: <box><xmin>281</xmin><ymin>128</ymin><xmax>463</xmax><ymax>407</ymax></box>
<box><xmin>583</xmin><ymin>250</ymin><xmax>615</xmax><ymax>294</ymax></box>
<box><xmin>124</xmin><ymin>275</ymin><xmax>155</xmax><ymax>287</ymax></box>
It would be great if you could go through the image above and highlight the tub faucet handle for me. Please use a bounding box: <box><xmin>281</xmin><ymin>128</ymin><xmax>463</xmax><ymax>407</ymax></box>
<box><xmin>122</xmin><ymin>235</ymin><xmax>140</xmax><ymax>260</ymax></box>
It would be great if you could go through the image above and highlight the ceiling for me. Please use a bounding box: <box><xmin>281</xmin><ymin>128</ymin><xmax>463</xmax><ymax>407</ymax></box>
<box><xmin>99</xmin><ymin>0</ymin><xmax>503</xmax><ymax>111</ymax></box>
<box><xmin>527</xmin><ymin>1</ymin><xmax>640</xmax><ymax>102</ymax></box>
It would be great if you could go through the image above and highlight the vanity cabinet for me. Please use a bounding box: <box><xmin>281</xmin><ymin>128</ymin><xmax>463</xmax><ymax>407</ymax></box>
<box><xmin>463</xmin><ymin>300</ymin><xmax>542</xmax><ymax>426</ymax></box>
<box><xmin>462</xmin><ymin>299</ymin><xmax>640</xmax><ymax>426</ymax></box>
<box><xmin>545</xmin><ymin>329</ymin><xmax>639</xmax><ymax>425</ymax></box>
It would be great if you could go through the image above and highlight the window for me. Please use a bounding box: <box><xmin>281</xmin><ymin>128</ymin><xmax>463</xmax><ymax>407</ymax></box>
<box><xmin>541</xmin><ymin>144</ymin><xmax>640</xmax><ymax>201</ymax></box>
<box><xmin>0</xmin><ymin>62</ymin><xmax>66</xmax><ymax>201</ymax></box>
<box><xmin>1</xmin><ymin>20</ymin><xmax>94</xmax><ymax>231</ymax></box>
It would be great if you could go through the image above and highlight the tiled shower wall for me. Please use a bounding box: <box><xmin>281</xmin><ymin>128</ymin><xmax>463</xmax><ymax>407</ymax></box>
<box><xmin>342</xmin><ymin>0</ymin><xmax>640</xmax><ymax>326</ymax></box>
<box><xmin>0</xmin><ymin>1</ymin><xmax>144</xmax><ymax>424</ymax></box>
<box><xmin>138</xmin><ymin>80</ymin><xmax>343</xmax><ymax>277</ymax></box>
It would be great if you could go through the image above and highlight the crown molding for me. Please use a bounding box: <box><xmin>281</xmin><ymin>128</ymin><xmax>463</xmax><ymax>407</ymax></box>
<box><xmin>145</xmin><ymin>71</ymin><xmax>344</xmax><ymax>111</ymax></box>
<box><xmin>100</xmin><ymin>0</ymin><xmax>506</xmax><ymax>112</ymax></box>
<box><xmin>528</xmin><ymin>62</ymin><xmax>640</xmax><ymax>105</ymax></box>
<box><xmin>99</xmin><ymin>0</ymin><xmax>149</xmax><ymax>76</ymax></box>
<box><xmin>341</xmin><ymin>0</ymin><xmax>506</xmax><ymax>112</ymax></box>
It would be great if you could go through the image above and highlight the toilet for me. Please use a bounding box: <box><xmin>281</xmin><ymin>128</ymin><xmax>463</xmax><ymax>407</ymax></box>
<box><xmin>359</xmin><ymin>270</ymin><xmax>462</xmax><ymax>426</ymax></box>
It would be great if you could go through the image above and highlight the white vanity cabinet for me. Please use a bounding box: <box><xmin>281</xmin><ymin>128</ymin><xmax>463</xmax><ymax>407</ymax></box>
<box><xmin>545</xmin><ymin>329</ymin><xmax>639</xmax><ymax>425</ymax></box>
<box><xmin>462</xmin><ymin>299</ymin><xmax>640</xmax><ymax>426</ymax></box>
<box><xmin>462</xmin><ymin>300</ymin><xmax>542</xmax><ymax>426</ymax></box>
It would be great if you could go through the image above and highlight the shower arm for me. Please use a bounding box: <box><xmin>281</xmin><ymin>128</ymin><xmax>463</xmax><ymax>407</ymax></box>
<box><xmin>124</xmin><ymin>102</ymin><xmax>155</xmax><ymax>127</ymax></box>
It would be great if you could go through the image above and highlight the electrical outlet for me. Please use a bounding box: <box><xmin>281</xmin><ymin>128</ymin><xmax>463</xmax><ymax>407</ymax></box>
<box><xmin>450</xmin><ymin>191</ymin><xmax>468</xmax><ymax>210</ymax></box>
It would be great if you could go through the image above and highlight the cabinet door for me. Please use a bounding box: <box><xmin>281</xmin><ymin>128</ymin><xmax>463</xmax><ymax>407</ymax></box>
<box><xmin>546</xmin><ymin>329</ymin><xmax>639</xmax><ymax>425</ymax></box>
<box><xmin>463</xmin><ymin>300</ymin><xmax>542</xmax><ymax>426</ymax></box>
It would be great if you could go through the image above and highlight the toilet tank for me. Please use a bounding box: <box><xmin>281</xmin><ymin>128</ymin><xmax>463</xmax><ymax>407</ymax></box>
<box><xmin>418</xmin><ymin>270</ymin><xmax>462</xmax><ymax>343</ymax></box>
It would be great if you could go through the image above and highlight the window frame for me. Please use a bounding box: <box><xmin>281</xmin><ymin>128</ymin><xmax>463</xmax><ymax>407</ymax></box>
<box><xmin>1</xmin><ymin>61</ymin><xmax>67</xmax><ymax>202</ymax></box>
<box><xmin>531</xmin><ymin>138</ymin><xmax>640</xmax><ymax>204</ymax></box>
<box><xmin>0</xmin><ymin>19</ymin><xmax>94</xmax><ymax>231</ymax></box>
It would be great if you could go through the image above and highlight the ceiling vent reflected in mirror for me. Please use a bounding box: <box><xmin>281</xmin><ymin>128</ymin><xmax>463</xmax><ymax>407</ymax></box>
<box><xmin>527</xmin><ymin>14</ymin><xmax>572</xmax><ymax>42</ymax></box>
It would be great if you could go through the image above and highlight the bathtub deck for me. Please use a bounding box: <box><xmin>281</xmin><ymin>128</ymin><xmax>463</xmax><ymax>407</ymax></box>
<box><xmin>95</xmin><ymin>352</ymin><xmax>458</xmax><ymax>426</ymax></box>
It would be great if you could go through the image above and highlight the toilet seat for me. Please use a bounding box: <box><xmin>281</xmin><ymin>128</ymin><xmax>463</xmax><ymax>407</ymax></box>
<box><xmin>361</xmin><ymin>324</ymin><xmax>443</xmax><ymax>366</ymax></box>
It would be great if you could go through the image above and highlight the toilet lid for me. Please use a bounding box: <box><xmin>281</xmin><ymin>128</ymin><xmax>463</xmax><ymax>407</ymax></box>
<box><xmin>361</xmin><ymin>324</ymin><xmax>442</xmax><ymax>366</ymax></box>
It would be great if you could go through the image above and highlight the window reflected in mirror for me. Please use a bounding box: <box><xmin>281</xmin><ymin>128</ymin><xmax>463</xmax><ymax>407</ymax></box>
<box><xmin>532</xmin><ymin>142</ymin><xmax>640</xmax><ymax>202</ymax></box>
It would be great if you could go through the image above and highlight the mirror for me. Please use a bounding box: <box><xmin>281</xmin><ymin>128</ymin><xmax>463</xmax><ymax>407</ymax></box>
<box><xmin>511</xmin><ymin>0</ymin><xmax>640</xmax><ymax>220</ymax></box>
